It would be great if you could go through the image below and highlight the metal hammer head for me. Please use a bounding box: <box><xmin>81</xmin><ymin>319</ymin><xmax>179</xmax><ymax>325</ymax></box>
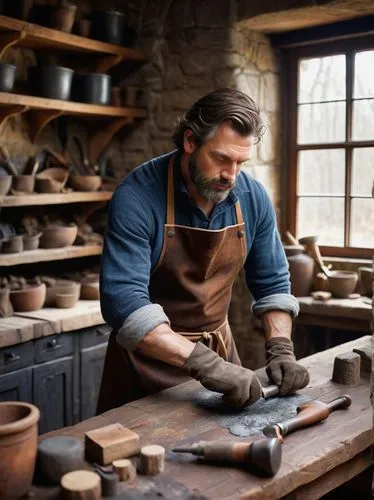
<box><xmin>249</xmin><ymin>438</ymin><xmax>282</xmax><ymax>477</ymax></box>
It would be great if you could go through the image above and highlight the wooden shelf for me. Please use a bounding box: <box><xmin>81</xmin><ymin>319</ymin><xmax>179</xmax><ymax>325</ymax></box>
<box><xmin>0</xmin><ymin>191</ymin><xmax>113</xmax><ymax>207</ymax></box>
<box><xmin>0</xmin><ymin>15</ymin><xmax>145</xmax><ymax>73</ymax></box>
<box><xmin>0</xmin><ymin>245</ymin><xmax>102</xmax><ymax>266</ymax></box>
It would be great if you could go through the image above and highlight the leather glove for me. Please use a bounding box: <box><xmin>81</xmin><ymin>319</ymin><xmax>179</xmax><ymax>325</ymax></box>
<box><xmin>183</xmin><ymin>342</ymin><xmax>262</xmax><ymax>408</ymax></box>
<box><xmin>265</xmin><ymin>337</ymin><xmax>310</xmax><ymax>396</ymax></box>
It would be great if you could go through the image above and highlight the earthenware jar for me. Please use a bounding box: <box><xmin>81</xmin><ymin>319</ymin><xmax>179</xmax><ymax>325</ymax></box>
<box><xmin>283</xmin><ymin>245</ymin><xmax>314</xmax><ymax>297</ymax></box>
<box><xmin>0</xmin><ymin>401</ymin><xmax>40</xmax><ymax>500</ymax></box>
<box><xmin>328</xmin><ymin>270</ymin><xmax>358</xmax><ymax>298</ymax></box>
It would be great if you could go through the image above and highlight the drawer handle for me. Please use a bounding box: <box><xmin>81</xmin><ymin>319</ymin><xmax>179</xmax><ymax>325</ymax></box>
<box><xmin>46</xmin><ymin>339</ymin><xmax>62</xmax><ymax>350</ymax></box>
<box><xmin>4</xmin><ymin>351</ymin><xmax>20</xmax><ymax>363</ymax></box>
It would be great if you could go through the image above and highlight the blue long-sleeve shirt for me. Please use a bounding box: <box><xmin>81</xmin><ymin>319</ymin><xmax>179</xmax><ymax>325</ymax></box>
<box><xmin>100</xmin><ymin>150</ymin><xmax>298</xmax><ymax>351</ymax></box>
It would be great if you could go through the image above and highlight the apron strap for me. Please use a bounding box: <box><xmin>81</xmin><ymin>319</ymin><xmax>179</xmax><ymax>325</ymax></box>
<box><xmin>178</xmin><ymin>319</ymin><xmax>229</xmax><ymax>361</ymax></box>
<box><xmin>235</xmin><ymin>200</ymin><xmax>244</xmax><ymax>225</ymax></box>
<box><xmin>167</xmin><ymin>156</ymin><xmax>175</xmax><ymax>226</ymax></box>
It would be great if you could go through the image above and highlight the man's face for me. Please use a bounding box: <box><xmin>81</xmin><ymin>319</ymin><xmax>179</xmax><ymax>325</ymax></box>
<box><xmin>186</xmin><ymin>122</ymin><xmax>255</xmax><ymax>203</ymax></box>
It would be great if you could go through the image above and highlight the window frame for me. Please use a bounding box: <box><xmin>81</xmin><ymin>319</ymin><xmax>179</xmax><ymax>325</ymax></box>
<box><xmin>281</xmin><ymin>35</ymin><xmax>374</xmax><ymax>259</ymax></box>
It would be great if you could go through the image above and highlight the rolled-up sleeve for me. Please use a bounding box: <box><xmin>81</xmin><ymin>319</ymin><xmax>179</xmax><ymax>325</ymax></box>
<box><xmin>100</xmin><ymin>185</ymin><xmax>169</xmax><ymax>349</ymax></box>
<box><xmin>244</xmin><ymin>184</ymin><xmax>298</xmax><ymax>317</ymax></box>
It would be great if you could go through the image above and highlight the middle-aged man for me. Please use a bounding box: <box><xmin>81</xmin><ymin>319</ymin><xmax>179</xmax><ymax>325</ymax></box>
<box><xmin>97</xmin><ymin>88</ymin><xmax>309</xmax><ymax>414</ymax></box>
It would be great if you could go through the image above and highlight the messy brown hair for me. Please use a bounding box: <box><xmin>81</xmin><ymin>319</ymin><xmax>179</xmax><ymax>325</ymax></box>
<box><xmin>172</xmin><ymin>88</ymin><xmax>265</xmax><ymax>150</ymax></box>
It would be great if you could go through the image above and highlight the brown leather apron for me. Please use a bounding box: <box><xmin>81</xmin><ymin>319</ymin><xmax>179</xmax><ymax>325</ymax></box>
<box><xmin>97</xmin><ymin>156</ymin><xmax>247</xmax><ymax>414</ymax></box>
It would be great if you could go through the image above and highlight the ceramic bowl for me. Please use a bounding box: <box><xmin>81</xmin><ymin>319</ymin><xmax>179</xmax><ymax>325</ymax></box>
<box><xmin>328</xmin><ymin>270</ymin><xmax>358</xmax><ymax>298</ymax></box>
<box><xmin>68</xmin><ymin>175</ymin><xmax>102</xmax><ymax>192</ymax></box>
<box><xmin>0</xmin><ymin>176</ymin><xmax>12</xmax><ymax>195</ymax></box>
<box><xmin>39</xmin><ymin>223</ymin><xmax>78</xmax><ymax>248</ymax></box>
<box><xmin>9</xmin><ymin>283</ymin><xmax>46</xmax><ymax>312</ymax></box>
<box><xmin>35</xmin><ymin>168</ymin><xmax>69</xmax><ymax>193</ymax></box>
<box><xmin>23</xmin><ymin>232</ymin><xmax>42</xmax><ymax>251</ymax></box>
<box><xmin>55</xmin><ymin>292</ymin><xmax>79</xmax><ymax>309</ymax></box>
<box><xmin>2</xmin><ymin>235</ymin><xmax>24</xmax><ymax>254</ymax></box>
<box><xmin>80</xmin><ymin>280</ymin><xmax>99</xmax><ymax>300</ymax></box>
<box><xmin>12</xmin><ymin>175</ymin><xmax>35</xmax><ymax>193</ymax></box>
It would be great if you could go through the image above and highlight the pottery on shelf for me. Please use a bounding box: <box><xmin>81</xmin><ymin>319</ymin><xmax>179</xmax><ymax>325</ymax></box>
<box><xmin>328</xmin><ymin>270</ymin><xmax>358</xmax><ymax>298</ymax></box>
<box><xmin>23</xmin><ymin>232</ymin><xmax>42</xmax><ymax>251</ymax></box>
<box><xmin>12</xmin><ymin>175</ymin><xmax>35</xmax><ymax>194</ymax></box>
<box><xmin>68</xmin><ymin>175</ymin><xmax>102</xmax><ymax>192</ymax></box>
<box><xmin>39</xmin><ymin>223</ymin><xmax>78</xmax><ymax>249</ymax></box>
<box><xmin>358</xmin><ymin>267</ymin><xmax>373</xmax><ymax>297</ymax></box>
<box><xmin>0</xmin><ymin>288</ymin><xmax>13</xmax><ymax>317</ymax></box>
<box><xmin>0</xmin><ymin>176</ymin><xmax>12</xmax><ymax>195</ymax></box>
<box><xmin>283</xmin><ymin>245</ymin><xmax>314</xmax><ymax>297</ymax></box>
<box><xmin>2</xmin><ymin>235</ymin><xmax>24</xmax><ymax>254</ymax></box>
<box><xmin>49</xmin><ymin>2</ymin><xmax>77</xmax><ymax>33</ymax></box>
<box><xmin>35</xmin><ymin>167</ymin><xmax>69</xmax><ymax>193</ymax></box>
<box><xmin>9</xmin><ymin>283</ymin><xmax>46</xmax><ymax>312</ymax></box>
<box><xmin>55</xmin><ymin>292</ymin><xmax>79</xmax><ymax>308</ymax></box>
<box><xmin>80</xmin><ymin>276</ymin><xmax>99</xmax><ymax>300</ymax></box>
<box><xmin>0</xmin><ymin>401</ymin><xmax>40</xmax><ymax>500</ymax></box>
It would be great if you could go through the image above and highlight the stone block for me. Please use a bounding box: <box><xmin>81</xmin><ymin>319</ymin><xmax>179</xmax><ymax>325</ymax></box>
<box><xmin>236</xmin><ymin>72</ymin><xmax>260</xmax><ymax>103</ymax></box>
<box><xmin>258</xmin><ymin>113</ymin><xmax>278</xmax><ymax>163</ymax></box>
<box><xmin>256</xmin><ymin>43</ymin><xmax>279</xmax><ymax>72</ymax></box>
<box><xmin>260</xmin><ymin>72</ymin><xmax>280</xmax><ymax>112</ymax></box>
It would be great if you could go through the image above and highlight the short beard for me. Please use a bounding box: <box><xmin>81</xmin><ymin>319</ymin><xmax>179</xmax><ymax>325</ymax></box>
<box><xmin>188</xmin><ymin>152</ymin><xmax>235</xmax><ymax>203</ymax></box>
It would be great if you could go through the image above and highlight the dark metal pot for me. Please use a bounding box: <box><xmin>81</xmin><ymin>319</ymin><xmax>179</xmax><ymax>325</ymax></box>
<box><xmin>28</xmin><ymin>65</ymin><xmax>74</xmax><ymax>101</ymax></box>
<box><xmin>90</xmin><ymin>10</ymin><xmax>125</xmax><ymax>45</ymax></box>
<box><xmin>72</xmin><ymin>73</ymin><xmax>111</xmax><ymax>105</ymax></box>
<box><xmin>0</xmin><ymin>63</ymin><xmax>16</xmax><ymax>93</ymax></box>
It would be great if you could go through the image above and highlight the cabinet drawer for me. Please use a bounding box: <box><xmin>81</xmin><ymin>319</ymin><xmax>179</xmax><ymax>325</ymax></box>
<box><xmin>80</xmin><ymin>324</ymin><xmax>111</xmax><ymax>349</ymax></box>
<box><xmin>0</xmin><ymin>342</ymin><xmax>34</xmax><ymax>375</ymax></box>
<box><xmin>35</xmin><ymin>334</ymin><xmax>74</xmax><ymax>363</ymax></box>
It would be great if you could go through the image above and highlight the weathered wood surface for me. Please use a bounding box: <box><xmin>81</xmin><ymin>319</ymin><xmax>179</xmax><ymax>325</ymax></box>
<box><xmin>0</xmin><ymin>191</ymin><xmax>113</xmax><ymax>207</ymax></box>
<box><xmin>298</xmin><ymin>296</ymin><xmax>371</xmax><ymax>320</ymax></box>
<box><xmin>0</xmin><ymin>244</ymin><xmax>102</xmax><ymax>266</ymax></box>
<box><xmin>0</xmin><ymin>301</ymin><xmax>104</xmax><ymax>348</ymax></box>
<box><xmin>32</xmin><ymin>336</ymin><xmax>373</xmax><ymax>500</ymax></box>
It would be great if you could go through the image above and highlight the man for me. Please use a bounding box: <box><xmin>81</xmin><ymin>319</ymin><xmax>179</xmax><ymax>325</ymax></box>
<box><xmin>97</xmin><ymin>88</ymin><xmax>309</xmax><ymax>414</ymax></box>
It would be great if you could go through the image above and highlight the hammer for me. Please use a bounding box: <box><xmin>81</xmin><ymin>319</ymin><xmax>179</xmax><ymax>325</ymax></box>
<box><xmin>172</xmin><ymin>437</ymin><xmax>282</xmax><ymax>477</ymax></box>
<box><xmin>263</xmin><ymin>395</ymin><xmax>352</xmax><ymax>439</ymax></box>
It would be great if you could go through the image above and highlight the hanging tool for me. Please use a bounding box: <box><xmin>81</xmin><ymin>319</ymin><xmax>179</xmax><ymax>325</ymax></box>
<box><xmin>263</xmin><ymin>395</ymin><xmax>351</xmax><ymax>440</ymax></box>
<box><xmin>172</xmin><ymin>437</ymin><xmax>282</xmax><ymax>477</ymax></box>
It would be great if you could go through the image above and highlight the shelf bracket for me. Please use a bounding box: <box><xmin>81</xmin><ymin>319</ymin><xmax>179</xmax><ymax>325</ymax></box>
<box><xmin>0</xmin><ymin>30</ymin><xmax>26</xmax><ymax>59</ymax></box>
<box><xmin>94</xmin><ymin>54</ymin><xmax>123</xmax><ymax>74</ymax></box>
<box><xmin>0</xmin><ymin>104</ymin><xmax>28</xmax><ymax>132</ymax></box>
<box><xmin>28</xmin><ymin>109</ymin><xmax>64</xmax><ymax>143</ymax></box>
<box><xmin>88</xmin><ymin>117</ymin><xmax>132</xmax><ymax>165</ymax></box>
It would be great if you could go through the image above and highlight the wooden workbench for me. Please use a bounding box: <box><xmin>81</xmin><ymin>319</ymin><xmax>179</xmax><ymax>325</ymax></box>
<box><xmin>32</xmin><ymin>335</ymin><xmax>373</xmax><ymax>500</ymax></box>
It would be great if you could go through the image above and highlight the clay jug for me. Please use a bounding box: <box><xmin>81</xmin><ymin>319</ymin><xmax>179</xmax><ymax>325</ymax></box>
<box><xmin>0</xmin><ymin>401</ymin><xmax>40</xmax><ymax>500</ymax></box>
<box><xmin>283</xmin><ymin>245</ymin><xmax>314</xmax><ymax>297</ymax></box>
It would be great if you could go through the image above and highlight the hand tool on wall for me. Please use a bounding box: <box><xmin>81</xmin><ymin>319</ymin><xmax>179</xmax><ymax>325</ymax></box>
<box><xmin>263</xmin><ymin>395</ymin><xmax>351</xmax><ymax>440</ymax></box>
<box><xmin>172</xmin><ymin>437</ymin><xmax>282</xmax><ymax>477</ymax></box>
<box><xmin>298</xmin><ymin>235</ymin><xmax>331</xmax><ymax>278</ymax></box>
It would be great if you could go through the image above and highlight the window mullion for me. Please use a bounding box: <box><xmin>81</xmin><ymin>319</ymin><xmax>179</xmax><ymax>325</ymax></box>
<box><xmin>345</xmin><ymin>51</ymin><xmax>354</xmax><ymax>247</ymax></box>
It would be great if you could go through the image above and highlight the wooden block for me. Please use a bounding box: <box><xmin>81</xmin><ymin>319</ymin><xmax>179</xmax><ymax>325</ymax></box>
<box><xmin>353</xmin><ymin>347</ymin><xmax>373</xmax><ymax>375</ymax></box>
<box><xmin>139</xmin><ymin>445</ymin><xmax>165</xmax><ymax>475</ymax></box>
<box><xmin>332</xmin><ymin>352</ymin><xmax>361</xmax><ymax>385</ymax></box>
<box><xmin>60</xmin><ymin>470</ymin><xmax>101</xmax><ymax>500</ymax></box>
<box><xmin>85</xmin><ymin>423</ymin><xmax>139</xmax><ymax>465</ymax></box>
<box><xmin>112</xmin><ymin>459</ymin><xmax>136</xmax><ymax>482</ymax></box>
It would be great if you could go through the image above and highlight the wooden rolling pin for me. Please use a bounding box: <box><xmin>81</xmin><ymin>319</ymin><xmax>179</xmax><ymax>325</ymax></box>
<box><xmin>263</xmin><ymin>395</ymin><xmax>351</xmax><ymax>439</ymax></box>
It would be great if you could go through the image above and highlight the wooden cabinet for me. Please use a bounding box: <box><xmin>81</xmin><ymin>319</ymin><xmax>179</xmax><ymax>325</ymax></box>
<box><xmin>0</xmin><ymin>324</ymin><xmax>111</xmax><ymax>434</ymax></box>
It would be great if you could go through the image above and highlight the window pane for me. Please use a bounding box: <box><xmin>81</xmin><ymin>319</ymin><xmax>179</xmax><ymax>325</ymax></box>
<box><xmin>297</xmin><ymin>197</ymin><xmax>344</xmax><ymax>246</ymax></box>
<box><xmin>354</xmin><ymin>50</ymin><xmax>374</xmax><ymax>98</ymax></box>
<box><xmin>351</xmin><ymin>198</ymin><xmax>374</xmax><ymax>247</ymax></box>
<box><xmin>352</xmin><ymin>148</ymin><xmax>374</xmax><ymax>197</ymax></box>
<box><xmin>298</xmin><ymin>55</ymin><xmax>346</xmax><ymax>103</ymax></box>
<box><xmin>298</xmin><ymin>102</ymin><xmax>346</xmax><ymax>144</ymax></box>
<box><xmin>352</xmin><ymin>99</ymin><xmax>374</xmax><ymax>140</ymax></box>
<box><xmin>298</xmin><ymin>149</ymin><xmax>345</xmax><ymax>195</ymax></box>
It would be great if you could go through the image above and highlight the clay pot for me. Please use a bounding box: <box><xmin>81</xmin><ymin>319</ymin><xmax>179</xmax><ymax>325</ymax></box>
<box><xmin>0</xmin><ymin>401</ymin><xmax>40</xmax><ymax>500</ymax></box>
<box><xmin>23</xmin><ymin>232</ymin><xmax>42</xmax><ymax>251</ymax></box>
<box><xmin>55</xmin><ymin>280</ymin><xmax>81</xmax><ymax>296</ymax></box>
<box><xmin>49</xmin><ymin>3</ymin><xmax>77</xmax><ymax>33</ymax></box>
<box><xmin>328</xmin><ymin>270</ymin><xmax>358</xmax><ymax>298</ymax></box>
<box><xmin>283</xmin><ymin>245</ymin><xmax>314</xmax><ymax>297</ymax></box>
<box><xmin>80</xmin><ymin>278</ymin><xmax>99</xmax><ymax>300</ymax></box>
<box><xmin>0</xmin><ymin>288</ymin><xmax>13</xmax><ymax>317</ymax></box>
<box><xmin>74</xmin><ymin>19</ymin><xmax>91</xmax><ymax>37</ymax></box>
<box><xmin>12</xmin><ymin>175</ymin><xmax>35</xmax><ymax>193</ymax></box>
<box><xmin>39</xmin><ymin>223</ymin><xmax>78</xmax><ymax>249</ymax></box>
<box><xmin>2</xmin><ymin>235</ymin><xmax>23</xmax><ymax>253</ymax></box>
<box><xmin>68</xmin><ymin>175</ymin><xmax>102</xmax><ymax>192</ymax></box>
<box><xmin>312</xmin><ymin>272</ymin><xmax>329</xmax><ymax>292</ymax></box>
<box><xmin>0</xmin><ymin>176</ymin><xmax>12</xmax><ymax>195</ymax></box>
<box><xmin>55</xmin><ymin>292</ymin><xmax>79</xmax><ymax>308</ymax></box>
<box><xmin>10</xmin><ymin>283</ymin><xmax>46</xmax><ymax>312</ymax></box>
<box><xmin>35</xmin><ymin>167</ymin><xmax>69</xmax><ymax>193</ymax></box>
<box><xmin>358</xmin><ymin>267</ymin><xmax>373</xmax><ymax>297</ymax></box>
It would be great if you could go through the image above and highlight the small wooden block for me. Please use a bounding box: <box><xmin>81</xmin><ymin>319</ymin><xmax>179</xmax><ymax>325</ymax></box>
<box><xmin>311</xmin><ymin>291</ymin><xmax>331</xmax><ymax>301</ymax></box>
<box><xmin>112</xmin><ymin>459</ymin><xmax>136</xmax><ymax>482</ymax></box>
<box><xmin>139</xmin><ymin>444</ymin><xmax>165</xmax><ymax>475</ymax></box>
<box><xmin>353</xmin><ymin>347</ymin><xmax>373</xmax><ymax>375</ymax></box>
<box><xmin>332</xmin><ymin>352</ymin><xmax>361</xmax><ymax>385</ymax></box>
<box><xmin>60</xmin><ymin>470</ymin><xmax>101</xmax><ymax>500</ymax></box>
<box><xmin>85</xmin><ymin>423</ymin><xmax>140</xmax><ymax>465</ymax></box>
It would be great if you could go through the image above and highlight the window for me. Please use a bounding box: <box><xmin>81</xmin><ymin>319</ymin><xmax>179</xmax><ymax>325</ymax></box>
<box><xmin>284</xmin><ymin>37</ymin><xmax>374</xmax><ymax>258</ymax></box>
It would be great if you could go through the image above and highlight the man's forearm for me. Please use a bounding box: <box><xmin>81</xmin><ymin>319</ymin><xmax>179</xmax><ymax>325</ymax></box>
<box><xmin>261</xmin><ymin>310</ymin><xmax>293</xmax><ymax>341</ymax></box>
<box><xmin>137</xmin><ymin>323</ymin><xmax>195</xmax><ymax>367</ymax></box>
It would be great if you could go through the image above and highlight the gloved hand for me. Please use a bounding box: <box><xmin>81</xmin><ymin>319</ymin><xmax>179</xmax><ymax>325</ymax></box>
<box><xmin>183</xmin><ymin>342</ymin><xmax>262</xmax><ymax>407</ymax></box>
<box><xmin>265</xmin><ymin>337</ymin><xmax>310</xmax><ymax>396</ymax></box>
